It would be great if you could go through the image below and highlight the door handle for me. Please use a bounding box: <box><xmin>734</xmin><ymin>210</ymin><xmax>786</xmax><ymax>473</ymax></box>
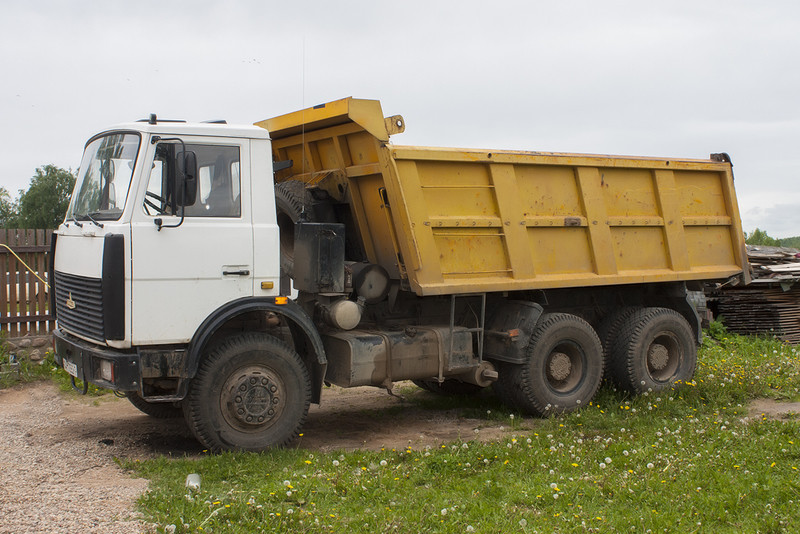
<box><xmin>222</xmin><ymin>270</ymin><xmax>250</xmax><ymax>276</ymax></box>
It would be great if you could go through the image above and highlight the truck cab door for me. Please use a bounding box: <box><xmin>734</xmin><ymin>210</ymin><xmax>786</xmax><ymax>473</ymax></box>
<box><xmin>130</xmin><ymin>139</ymin><xmax>253</xmax><ymax>345</ymax></box>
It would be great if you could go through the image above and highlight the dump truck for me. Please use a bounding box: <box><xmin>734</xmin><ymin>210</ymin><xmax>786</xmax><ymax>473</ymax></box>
<box><xmin>52</xmin><ymin>97</ymin><xmax>748</xmax><ymax>451</ymax></box>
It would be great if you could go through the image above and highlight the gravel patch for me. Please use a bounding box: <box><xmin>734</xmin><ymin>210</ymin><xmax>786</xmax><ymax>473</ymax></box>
<box><xmin>0</xmin><ymin>382</ymin><xmax>152</xmax><ymax>534</ymax></box>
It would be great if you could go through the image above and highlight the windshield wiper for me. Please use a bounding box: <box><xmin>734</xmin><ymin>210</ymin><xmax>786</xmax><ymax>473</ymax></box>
<box><xmin>65</xmin><ymin>215</ymin><xmax>83</xmax><ymax>228</ymax></box>
<box><xmin>78</xmin><ymin>212</ymin><xmax>104</xmax><ymax>228</ymax></box>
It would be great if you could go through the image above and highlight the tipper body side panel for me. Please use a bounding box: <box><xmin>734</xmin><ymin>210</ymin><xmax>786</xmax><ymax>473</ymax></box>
<box><xmin>258</xmin><ymin>98</ymin><xmax>748</xmax><ymax>296</ymax></box>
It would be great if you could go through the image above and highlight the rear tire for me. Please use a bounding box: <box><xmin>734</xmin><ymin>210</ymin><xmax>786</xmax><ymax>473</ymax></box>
<box><xmin>184</xmin><ymin>333</ymin><xmax>311</xmax><ymax>452</ymax></box>
<box><xmin>126</xmin><ymin>392</ymin><xmax>182</xmax><ymax>419</ymax></box>
<box><xmin>509</xmin><ymin>313</ymin><xmax>603</xmax><ymax>416</ymax></box>
<box><xmin>608</xmin><ymin>307</ymin><xmax>697</xmax><ymax>393</ymax></box>
<box><xmin>596</xmin><ymin>306</ymin><xmax>638</xmax><ymax>375</ymax></box>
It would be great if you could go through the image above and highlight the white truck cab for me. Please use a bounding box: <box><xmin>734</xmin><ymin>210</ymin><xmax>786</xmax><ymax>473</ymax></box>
<box><xmin>55</xmin><ymin>120</ymin><xmax>279</xmax><ymax>348</ymax></box>
<box><xmin>53</xmin><ymin>119</ymin><xmax>331</xmax><ymax>451</ymax></box>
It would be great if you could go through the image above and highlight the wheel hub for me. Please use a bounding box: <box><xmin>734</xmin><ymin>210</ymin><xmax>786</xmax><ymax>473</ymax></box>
<box><xmin>549</xmin><ymin>352</ymin><xmax>572</xmax><ymax>381</ymax></box>
<box><xmin>229</xmin><ymin>372</ymin><xmax>281</xmax><ymax>425</ymax></box>
<box><xmin>648</xmin><ymin>344</ymin><xmax>669</xmax><ymax>371</ymax></box>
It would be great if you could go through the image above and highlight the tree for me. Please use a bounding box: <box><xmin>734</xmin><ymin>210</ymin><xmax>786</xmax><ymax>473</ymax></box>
<box><xmin>0</xmin><ymin>187</ymin><xmax>18</xmax><ymax>228</ymax></box>
<box><xmin>16</xmin><ymin>165</ymin><xmax>76</xmax><ymax>229</ymax></box>
<box><xmin>745</xmin><ymin>228</ymin><xmax>781</xmax><ymax>247</ymax></box>
<box><xmin>779</xmin><ymin>235</ymin><xmax>800</xmax><ymax>249</ymax></box>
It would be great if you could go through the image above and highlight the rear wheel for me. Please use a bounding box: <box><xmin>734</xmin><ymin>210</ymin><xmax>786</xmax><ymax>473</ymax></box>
<box><xmin>126</xmin><ymin>392</ymin><xmax>182</xmax><ymax>419</ymax></box>
<box><xmin>509</xmin><ymin>313</ymin><xmax>603</xmax><ymax>416</ymax></box>
<box><xmin>608</xmin><ymin>307</ymin><xmax>697</xmax><ymax>393</ymax></box>
<box><xmin>184</xmin><ymin>333</ymin><xmax>311</xmax><ymax>452</ymax></box>
<box><xmin>596</xmin><ymin>306</ymin><xmax>638</xmax><ymax>375</ymax></box>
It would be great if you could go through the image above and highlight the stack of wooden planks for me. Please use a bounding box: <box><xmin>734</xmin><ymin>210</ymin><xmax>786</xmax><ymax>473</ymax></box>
<box><xmin>746</xmin><ymin>245</ymin><xmax>800</xmax><ymax>283</ymax></box>
<box><xmin>712</xmin><ymin>245</ymin><xmax>800</xmax><ymax>343</ymax></box>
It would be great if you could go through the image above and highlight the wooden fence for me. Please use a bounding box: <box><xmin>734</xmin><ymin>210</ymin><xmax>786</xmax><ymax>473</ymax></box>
<box><xmin>0</xmin><ymin>229</ymin><xmax>54</xmax><ymax>337</ymax></box>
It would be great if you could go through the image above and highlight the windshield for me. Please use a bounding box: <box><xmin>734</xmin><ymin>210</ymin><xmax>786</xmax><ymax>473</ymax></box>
<box><xmin>68</xmin><ymin>132</ymin><xmax>140</xmax><ymax>221</ymax></box>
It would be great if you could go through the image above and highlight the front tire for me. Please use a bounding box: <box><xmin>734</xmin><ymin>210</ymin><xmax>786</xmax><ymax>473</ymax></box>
<box><xmin>184</xmin><ymin>333</ymin><xmax>311</xmax><ymax>452</ymax></box>
<box><xmin>509</xmin><ymin>313</ymin><xmax>603</xmax><ymax>416</ymax></box>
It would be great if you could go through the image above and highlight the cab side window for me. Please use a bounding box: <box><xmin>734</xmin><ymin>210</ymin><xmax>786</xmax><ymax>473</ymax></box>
<box><xmin>144</xmin><ymin>143</ymin><xmax>241</xmax><ymax>218</ymax></box>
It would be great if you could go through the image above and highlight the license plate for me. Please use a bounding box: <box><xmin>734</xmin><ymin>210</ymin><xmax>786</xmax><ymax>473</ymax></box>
<box><xmin>63</xmin><ymin>359</ymin><xmax>78</xmax><ymax>378</ymax></box>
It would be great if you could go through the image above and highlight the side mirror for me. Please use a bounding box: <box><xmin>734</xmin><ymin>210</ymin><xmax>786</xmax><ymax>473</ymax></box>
<box><xmin>176</xmin><ymin>151</ymin><xmax>198</xmax><ymax>206</ymax></box>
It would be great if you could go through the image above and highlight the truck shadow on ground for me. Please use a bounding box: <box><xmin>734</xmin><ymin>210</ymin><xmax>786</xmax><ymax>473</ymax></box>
<box><xmin>46</xmin><ymin>383</ymin><xmax>517</xmax><ymax>459</ymax></box>
<box><xmin>36</xmin><ymin>381</ymin><xmax>800</xmax><ymax>460</ymax></box>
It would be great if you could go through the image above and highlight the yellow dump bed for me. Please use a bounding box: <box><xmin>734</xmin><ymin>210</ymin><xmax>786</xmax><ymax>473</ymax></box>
<box><xmin>257</xmin><ymin>98</ymin><xmax>748</xmax><ymax>296</ymax></box>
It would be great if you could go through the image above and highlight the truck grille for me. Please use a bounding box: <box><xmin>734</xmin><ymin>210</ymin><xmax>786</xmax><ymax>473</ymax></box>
<box><xmin>54</xmin><ymin>271</ymin><xmax>105</xmax><ymax>343</ymax></box>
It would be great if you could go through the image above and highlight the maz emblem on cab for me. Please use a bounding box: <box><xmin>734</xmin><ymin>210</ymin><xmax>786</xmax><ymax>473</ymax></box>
<box><xmin>65</xmin><ymin>292</ymin><xmax>76</xmax><ymax>310</ymax></box>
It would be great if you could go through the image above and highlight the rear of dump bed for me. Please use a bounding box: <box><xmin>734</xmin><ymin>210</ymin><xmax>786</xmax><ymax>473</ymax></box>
<box><xmin>258</xmin><ymin>98</ymin><xmax>748</xmax><ymax>296</ymax></box>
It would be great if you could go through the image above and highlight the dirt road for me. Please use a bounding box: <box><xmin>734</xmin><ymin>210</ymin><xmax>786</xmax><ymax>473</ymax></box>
<box><xmin>0</xmin><ymin>381</ymin><xmax>519</xmax><ymax>533</ymax></box>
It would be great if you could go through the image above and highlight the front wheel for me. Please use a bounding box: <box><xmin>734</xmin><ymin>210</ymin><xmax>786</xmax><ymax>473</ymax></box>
<box><xmin>184</xmin><ymin>333</ymin><xmax>311</xmax><ymax>452</ymax></box>
<box><xmin>509</xmin><ymin>313</ymin><xmax>603</xmax><ymax>416</ymax></box>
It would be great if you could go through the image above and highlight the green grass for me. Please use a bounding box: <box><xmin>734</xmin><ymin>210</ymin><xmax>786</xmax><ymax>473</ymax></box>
<box><xmin>0</xmin><ymin>333</ymin><xmax>55</xmax><ymax>388</ymax></box>
<box><xmin>15</xmin><ymin>326</ymin><xmax>782</xmax><ymax>532</ymax></box>
<box><xmin>122</xmin><ymin>325</ymin><xmax>800</xmax><ymax>533</ymax></box>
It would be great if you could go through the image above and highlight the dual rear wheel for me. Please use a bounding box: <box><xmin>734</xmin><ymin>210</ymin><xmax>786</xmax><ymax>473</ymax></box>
<box><xmin>492</xmin><ymin>308</ymin><xmax>697</xmax><ymax>415</ymax></box>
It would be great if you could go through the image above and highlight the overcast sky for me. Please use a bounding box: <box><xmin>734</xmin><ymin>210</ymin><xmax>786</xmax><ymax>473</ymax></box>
<box><xmin>2</xmin><ymin>0</ymin><xmax>798</xmax><ymax>236</ymax></box>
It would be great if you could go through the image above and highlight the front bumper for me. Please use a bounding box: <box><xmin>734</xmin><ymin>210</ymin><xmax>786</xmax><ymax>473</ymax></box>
<box><xmin>53</xmin><ymin>328</ymin><xmax>140</xmax><ymax>392</ymax></box>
